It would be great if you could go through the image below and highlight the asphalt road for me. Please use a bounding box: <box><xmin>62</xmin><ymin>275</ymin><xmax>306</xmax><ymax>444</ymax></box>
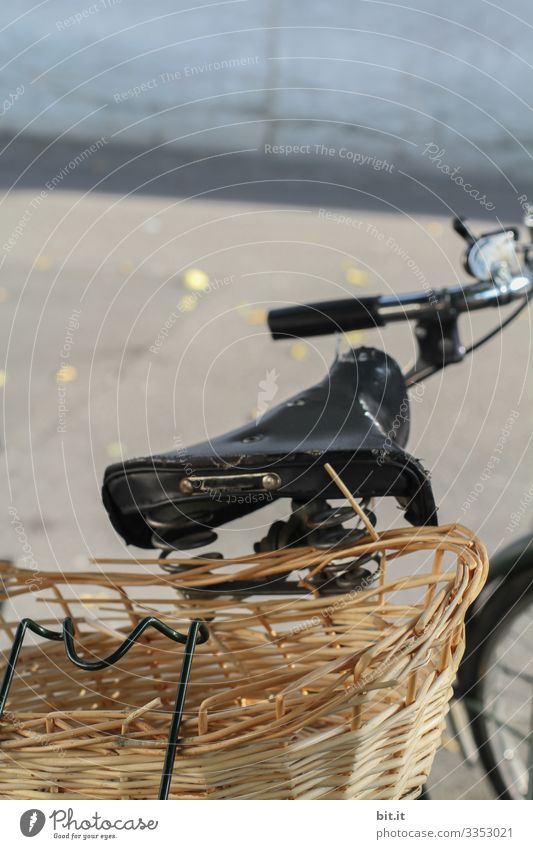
<box><xmin>1</xmin><ymin>142</ymin><xmax>532</xmax><ymax>798</ymax></box>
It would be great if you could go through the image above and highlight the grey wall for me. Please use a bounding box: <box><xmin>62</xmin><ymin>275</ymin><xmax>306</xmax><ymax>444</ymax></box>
<box><xmin>1</xmin><ymin>0</ymin><xmax>532</xmax><ymax>180</ymax></box>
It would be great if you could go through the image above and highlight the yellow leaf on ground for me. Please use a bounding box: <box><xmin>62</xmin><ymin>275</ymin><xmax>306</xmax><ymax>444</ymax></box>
<box><xmin>290</xmin><ymin>341</ymin><xmax>309</xmax><ymax>361</ymax></box>
<box><xmin>426</xmin><ymin>221</ymin><xmax>444</xmax><ymax>236</ymax></box>
<box><xmin>345</xmin><ymin>267</ymin><xmax>368</xmax><ymax>286</ymax></box>
<box><xmin>106</xmin><ymin>441</ymin><xmax>127</xmax><ymax>458</ymax></box>
<box><xmin>183</xmin><ymin>268</ymin><xmax>209</xmax><ymax>292</ymax></box>
<box><xmin>33</xmin><ymin>256</ymin><xmax>53</xmax><ymax>272</ymax></box>
<box><xmin>55</xmin><ymin>365</ymin><xmax>77</xmax><ymax>384</ymax></box>
<box><xmin>343</xmin><ymin>330</ymin><xmax>366</xmax><ymax>345</ymax></box>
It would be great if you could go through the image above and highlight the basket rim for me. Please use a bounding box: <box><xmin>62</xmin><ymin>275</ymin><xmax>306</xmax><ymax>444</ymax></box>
<box><xmin>0</xmin><ymin>522</ymin><xmax>488</xmax><ymax>597</ymax></box>
<box><xmin>0</xmin><ymin>523</ymin><xmax>488</xmax><ymax>751</ymax></box>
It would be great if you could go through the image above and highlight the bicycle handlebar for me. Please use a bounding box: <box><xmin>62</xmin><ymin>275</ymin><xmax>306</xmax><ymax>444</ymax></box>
<box><xmin>268</xmin><ymin>296</ymin><xmax>384</xmax><ymax>339</ymax></box>
<box><xmin>268</xmin><ymin>274</ymin><xmax>533</xmax><ymax>339</ymax></box>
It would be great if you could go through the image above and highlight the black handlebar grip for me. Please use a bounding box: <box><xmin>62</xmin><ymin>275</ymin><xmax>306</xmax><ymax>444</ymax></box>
<box><xmin>267</xmin><ymin>297</ymin><xmax>384</xmax><ymax>339</ymax></box>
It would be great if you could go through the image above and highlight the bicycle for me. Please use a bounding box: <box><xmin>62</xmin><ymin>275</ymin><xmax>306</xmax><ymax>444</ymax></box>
<box><xmin>2</xmin><ymin>215</ymin><xmax>527</xmax><ymax>799</ymax></box>
<box><xmin>102</xmin><ymin>213</ymin><xmax>533</xmax><ymax>799</ymax></box>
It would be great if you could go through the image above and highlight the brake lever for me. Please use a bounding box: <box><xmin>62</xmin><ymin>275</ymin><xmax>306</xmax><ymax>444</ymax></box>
<box><xmin>453</xmin><ymin>215</ymin><xmax>475</xmax><ymax>244</ymax></box>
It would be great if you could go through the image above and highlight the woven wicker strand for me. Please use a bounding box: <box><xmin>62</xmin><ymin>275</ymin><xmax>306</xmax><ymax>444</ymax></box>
<box><xmin>0</xmin><ymin>520</ymin><xmax>487</xmax><ymax>800</ymax></box>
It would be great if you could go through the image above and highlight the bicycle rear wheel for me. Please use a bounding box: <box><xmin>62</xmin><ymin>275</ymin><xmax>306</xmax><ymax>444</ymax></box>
<box><xmin>465</xmin><ymin>572</ymin><xmax>533</xmax><ymax>799</ymax></box>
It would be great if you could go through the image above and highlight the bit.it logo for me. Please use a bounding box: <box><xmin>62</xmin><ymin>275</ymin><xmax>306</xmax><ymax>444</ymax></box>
<box><xmin>20</xmin><ymin>809</ymin><xmax>46</xmax><ymax>837</ymax></box>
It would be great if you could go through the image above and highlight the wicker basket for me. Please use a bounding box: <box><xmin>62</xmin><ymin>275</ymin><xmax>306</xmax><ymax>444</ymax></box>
<box><xmin>0</xmin><ymin>522</ymin><xmax>487</xmax><ymax>800</ymax></box>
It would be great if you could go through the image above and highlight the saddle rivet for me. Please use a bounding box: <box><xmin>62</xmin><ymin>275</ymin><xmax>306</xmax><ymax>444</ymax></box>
<box><xmin>262</xmin><ymin>473</ymin><xmax>281</xmax><ymax>491</ymax></box>
<box><xmin>180</xmin><ymin>478</ymin><xmax>194</xmax><ymax>495</ymax></box>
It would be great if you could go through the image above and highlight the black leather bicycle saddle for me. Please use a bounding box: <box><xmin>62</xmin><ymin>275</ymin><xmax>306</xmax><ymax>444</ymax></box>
<box><xmin>102</xmin><ymin>347</ymin><xmax>437</xmax><ymax>549</ymax></box>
